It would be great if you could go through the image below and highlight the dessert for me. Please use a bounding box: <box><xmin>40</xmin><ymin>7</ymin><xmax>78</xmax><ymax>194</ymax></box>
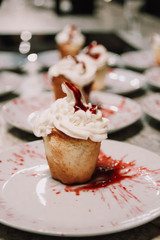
<box><xmin>83</xmin><ymin>41</ymin><xmax>108</xmax><ymax>91</ymax></box>
<box><xmin>30</xmin><ymin>82</ymin><xmax>108</xmax><ymax>185</ymax></box>
<box><xmin>48</xmin><ymin>54</ymin><xmax>96</xmax><ymax>102</ymax></box>
<box><xmin>55</xmin><ymin>25</ymin><xmax>85</xmax><ymax>58</ymax></box>
<box><xmin>152</xmin><ymin>33</ymin><xmax>160</xmax><ymax>66</ymax></box>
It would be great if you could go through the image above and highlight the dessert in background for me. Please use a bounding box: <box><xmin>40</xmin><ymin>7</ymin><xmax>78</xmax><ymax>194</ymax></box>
<box><xmin>152</xmin><ymin>33</ymin><xmax>160</xmax><ymax>66</ymax></box>
<box><xmin>30</xmin><ymin>82</ymin><xmax>108</xmax><ymax>184</ymax></box>
<box><xmin>83</xmin><ymin>41</ymin><xmax>108</xmax><ymax>91</ymax></box>
<box><xmin>48</xmin><ymin>54</ymin><xmax>96</xmax><ymax>102</ymax></box>
<box><xmin>55</xmin><ymin>24</ymin><xmax>85</xmax><ymax>58</ymax></box>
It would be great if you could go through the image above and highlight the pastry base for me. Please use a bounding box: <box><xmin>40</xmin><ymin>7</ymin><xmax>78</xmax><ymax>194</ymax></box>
<box><xmin>92</xmin><ymin>64</ymin><xmax>107</xmax><ymax>91</ymax></box>
<box><xmin>153</xmin><ymin>48</ymin><xmax>160</xmax><ymax>66</ymax></box>
<box><xmin>51</xmin><ymin>74</ymin><xmax>92</xmax><ymax>102</ymax></box>
<box><xmin>57</xmin><ymin>43</ymin><xmax>81</xmax><ymax>58</ymax></box>
<box><xmin>43</xmin><ymin>128</ymin><xmax>101</xmax><ymax>185</ymax></box>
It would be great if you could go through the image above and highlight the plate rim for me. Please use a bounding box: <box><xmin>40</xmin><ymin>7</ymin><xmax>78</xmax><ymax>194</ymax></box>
<box><xmin>142</xmin><ymin>93</ymin><xmax>160</xmax><ymax>121</ymax></box>
<box><xmin>105</xmin><ymin>67</ymin><xmax>146</xmax><ymax>94</ymax></box>
<box><xmin>121</xmin><ymin>50</ymin><xmax>156</xmax><ymax>70</ymax></box>
<box><xmin>2</xmin><ymin>92</ymin><xmax>142</xmax><ymax>134</ymax></box>
<box><xmin>145</xmin><ymin>66</ymin><xmax>160</xmax><ymax>89</ymax></box>
<box><xmin>90</xmin><ymin>91</ymin><xmax>142</xmax><ymax>133</ymax></box>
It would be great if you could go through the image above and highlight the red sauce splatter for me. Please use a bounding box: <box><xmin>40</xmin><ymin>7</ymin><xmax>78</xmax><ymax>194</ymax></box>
<box><xmin>100</xmin><ymin>107</ymin><xmax>116</xmax><ymax>118</ymax></box>
<box><xmin>68</xmin><ymin>25</ymin><xmax>77</xmax><ymax>42</ymax></box>
<box><xmin>13</xmin><ymin>168</ymin><xmax>18</xmax><ymax>171</ymax></box>
<box><xmin>98</xmin><ymin>98</ymin><xmax>126</xmax><ymax>118</ymax></box>
<box><xmin>64</xmin><ymin>150</ymin><xmax>160</xmax><ymax>196</ymax></box>
<box><xmin>108</xmin><ymin>68</ymin><xmax>115</xmax><ymax>73</ymax></box>
<box><xmin>155</xmin><ymin>99</ymin><xmax>160</xmax><ymax>106</ymax></box>
<box><xmin>84</xmin><ymin>41</ymin><xmax>100</xmax><ymax>59</ymax></box>
<box><xmin>72</xmin><ymin>56</ymin><xmax>86</xmax><ymax>71</ymax></box>
<box><xmin>64</xmin><ymin>82</ymin><xmax>97</xmax><ymax>113</ymax></box>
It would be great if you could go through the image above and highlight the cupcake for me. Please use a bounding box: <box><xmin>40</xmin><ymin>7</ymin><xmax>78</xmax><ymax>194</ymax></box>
<box><xmin>30</xmin><ymin>82</ymin><xmax>108</xmax><ymax>185</ymax></box>
<box><xmin>55</xmin><ymin>25</ymin><xmax>85</xmax><ymax>58</ymax></box>
<box><xmin>152</xmin><ymin>33</ymin><xmax>160</xmax><ymax>66</ymax></box>
<box><xmin>83</xmin><ymin>41</ymin><xmax>108</xmax><ymax>91</ymax></box>
<box><xmin>48</xmin><ymin>54</ymin><xmax>96</xmax><ymax>102</ymax></box>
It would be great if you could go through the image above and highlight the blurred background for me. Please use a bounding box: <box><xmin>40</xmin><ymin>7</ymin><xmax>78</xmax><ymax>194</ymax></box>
<box><xmin>0</xmin><ymin>0</ymin><xmax>159</xmax><ymax>55</ymax></box>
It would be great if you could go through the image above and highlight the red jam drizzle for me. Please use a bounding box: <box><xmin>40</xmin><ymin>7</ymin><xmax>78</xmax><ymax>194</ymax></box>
<box><xmin>72</xmin><ymin>56</ymin><xmax>86</xmax><ymax>71</ymax></box>
<box><xmin>68</xmin><ymin>25</ymin><xmax>76</xmax><ymax>42</ymax></box>
<box><xmin>65</xmin><ymin>82</ymin><xmax>97</xmax><ymax>113</ymax></box>
<box><xmin>64</xmin><ymin>150</ymin><xmax>160</xmax><ymax>196</ymax></box>
<box><xmin>85</xmin><ymin>41</ymin><xmax>100</xmax><ymax>59</ymax></box>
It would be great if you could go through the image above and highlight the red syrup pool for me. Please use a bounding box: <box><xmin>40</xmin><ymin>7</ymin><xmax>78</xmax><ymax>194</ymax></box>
<box><xmin>64</xmin><ymin>150</ymin><xmax>160</xmax><ymax>196</ymax></box>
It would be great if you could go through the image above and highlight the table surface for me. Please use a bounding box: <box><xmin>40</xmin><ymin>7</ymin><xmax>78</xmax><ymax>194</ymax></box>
<box><xmin>0</xmin><ymin>27</ymin><xmax>160</xmax><ymax>240</ymax></box>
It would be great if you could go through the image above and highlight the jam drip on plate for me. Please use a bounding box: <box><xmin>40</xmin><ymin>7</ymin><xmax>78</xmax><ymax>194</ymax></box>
<box><xmin>64</xmin><ymin>150</ymin><xmax>160</xmax><ymax>195</ymax></box>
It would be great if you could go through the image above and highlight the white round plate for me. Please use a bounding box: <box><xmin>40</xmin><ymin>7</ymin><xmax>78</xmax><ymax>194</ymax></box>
<box><xmin>107</xmin><ymin>52</ymin><xmax>121</xmax><ymax>67</ymax></box>
<box><xmin>2</xmin><ymin>93</ymin><xmax>55</xmax><ymax>132</ymax></box>
<box><xmin>105</xmin><ymin>68</ymin><xmax>146</xmax><ymax>94</ymax></box>
<box><xmin>38</xmin><ymin>50</ymin><xmax>120</xmax><ymax>67</ymax></box>
<box><xmin>142</xmin><ymin>93</ymin><xmax>160</xmax><ymax>121</ymax></box>
<box><xmin>145</xmin><ymin>67</ymin><xmax>160</xmax><ymax>89</ymax></box>
<box><xmin>121</xmin><ymin>50</ymin><xmax>156</xmax><ymax>70</ymax></box>
<box><xmin>0</xmin><ymin>51</ymin><xmax>24</xmax><ymax>69</ymax></box>
<box><xmin>90</xmin><ymin>91</ymin><xmax>142</xmax><ymax>133</ymax></box>
<box><xmin>2</xmin><ymin>92</ymin><xmax>141</xmax><ymax>134</ymax></box>
<box><xmin>38</xmin><ymin>50</ymin><xmax>60</xmax><ymax>67</ymax></box>
<box><xmin>0</xmin><ymin>71</ymin><xmax>22</xmax><ymax>96</ymax></box>
<box><xmin>0</xmin><ymin>140</ymin><xmax>160</xmax><ymax>236</ymax></box>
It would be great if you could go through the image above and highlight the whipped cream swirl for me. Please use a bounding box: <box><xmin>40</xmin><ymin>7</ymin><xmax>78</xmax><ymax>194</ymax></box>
<box><xmin>55</xmin><ymin>25</ymin><xmax>85</xmax><ymax>46</ymax></box>
<box><xmin>83</xmin><ymin>41</ymin><xmax>108</xmax><ymax>69</ymax></box>
<box><xmin>29</xmin><ymin>83</ymin><xmax>108</xmax><ymax>142</ymax></box>
<box><xmin>48</xmin><ymin>54</ymin><xmax>96</xmax><ymax>86</ymax></box>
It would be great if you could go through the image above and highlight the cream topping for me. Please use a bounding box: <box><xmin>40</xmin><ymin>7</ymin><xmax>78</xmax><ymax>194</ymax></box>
<box><xmin>55</xmin><ymin>25</ymin><xmax>85</xmax><ymax>46</ymax></box>
<box><xmin>83</xmin><ymin>42</ymin><xmax>108</xmax><ymax>69</ymax></box>
<box><xmin>48</xmin><ymin>54</ymin><xmax>96</xmax><ymax>86</ymax></box>
<box><xmin>29</xmin><ymin>83</ymin><xmax>108</xmax><ymax>142</ymax></box>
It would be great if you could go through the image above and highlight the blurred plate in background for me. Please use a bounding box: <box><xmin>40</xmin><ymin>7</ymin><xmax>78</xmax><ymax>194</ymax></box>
<box><xmin>0</xmin><ymin>71</ymin><xmax>22</xmax><ymax>96</ymax></box>
<box><xmin>145</xmin><ymin>67</ymin><xmax>160</xmax><ymax>89</ymax></box>
<box><xmin>0</xmin><ymin>51</ymin><xmax>24</xmax><ymax>69</ymax></box>
<box><xmin>121</xmin><ymin>50</ymin><xmax>156</xmax><ymax>71</ymax></box>
<box><xmin>105</xmin><ymin>68</ymin><xmax>146</xmax><ymax>94</ymax></box>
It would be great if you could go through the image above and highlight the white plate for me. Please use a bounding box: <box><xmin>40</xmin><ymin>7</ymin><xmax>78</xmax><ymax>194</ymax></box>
<box><xmin>145</xmin><ymin>67</ymin><xmax>160</xmax><ymax>89</ymax></box>
<box><xmin>90</xmin><ymin>91</ymin><xmax>141</xmax><ymax>133</ymax></box>
<box><xmin>0</xmin><ymin>71</ymin><xmax>22</xmax><ymax>96</ymax></box>
<box><xmin>42</xmin><ymin>68</ymin><xmax>146</xmax><ymax>94</ymax></box>
<box><xmin>142</xmin><ymin>93</ymin><xmax>160</xmax><ymax>121</ymax></box>
<box><xmin>105</xmin><ymin>68</ymin><xmax>146</xmax><ymax>94</ymax></box>
<box><xmin>0</xmin><ymin>51</ymin><xmax>24</xmax><ymax>69</ymax></box>
<box><xmin>121</xmin><ymin>50</ymin><xmax>156</xmax><ymax>70</ymax></box>
<box><xmin>2</xmin><ymin>92</ymin><xmax>141</xmax><ymax>134</ymax></box>
<box><xmin>0</xmin><ymin>140</ymin><xmax>160</xmax><ymax>236</ymax></box>
<box><xmin>2</xmin><ymin>93</ymin><xmax>55</xmax><ymax>132</ymax></box>
<box><xmin>107</xmin><ymin>52</ymin><xmax>121</xmax><ymax>67</ymax></box>
<box><xmin>38</xmin><ymin>50</ymin><xmax>120</xmax><ymax>67</ymax></box>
